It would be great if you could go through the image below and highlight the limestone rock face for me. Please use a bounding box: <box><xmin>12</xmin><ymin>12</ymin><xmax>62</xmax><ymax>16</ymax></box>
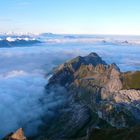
<box><xmin>105</xmin><ymin>63</ymin><xmax>122</xmax><ymax>92</ymax></box>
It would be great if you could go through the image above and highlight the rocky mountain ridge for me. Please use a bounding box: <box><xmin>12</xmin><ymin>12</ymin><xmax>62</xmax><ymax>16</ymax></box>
<box><xmin>43</xmin><ymin>52</ymin><xmax>140</xmax><ymax>139</ymax></box>
<box><xmin>3</xmin><ymin>52</ymin><xmax>140</xmax><ymax>140</ymax></box>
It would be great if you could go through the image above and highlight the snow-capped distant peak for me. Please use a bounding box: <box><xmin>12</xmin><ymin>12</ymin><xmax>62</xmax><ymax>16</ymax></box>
<box><xmin>5</xmin><ymin>37</ymin><xmax>37</xmax><ymax>42</ymax></box>
<box><xmin>6</xmin><ymin>37</ymin><xmax>16</xmax><ymax>42</ymax></box>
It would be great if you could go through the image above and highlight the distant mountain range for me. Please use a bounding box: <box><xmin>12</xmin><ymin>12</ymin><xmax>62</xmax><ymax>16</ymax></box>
<box><xmin>0</xmin><ymin>37</ymin><xmax>41</xmax><ymax>48</ymax></box>
<box><xmin>0</xmin><ymin>33</ymin><xmax>140</xmax><ymax>47</ymax></box>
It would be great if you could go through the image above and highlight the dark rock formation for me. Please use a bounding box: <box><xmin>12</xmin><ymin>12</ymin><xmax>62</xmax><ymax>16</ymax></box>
<box><xmin>86</xmin><ymin>126</ymin><xmax>140</xmax><ymax>140</ymax></box>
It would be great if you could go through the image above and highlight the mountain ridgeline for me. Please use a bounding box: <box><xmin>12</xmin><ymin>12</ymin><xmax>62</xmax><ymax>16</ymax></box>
<box><xmin>0</xmin><ymin>38</ymin><xmax>41</xmax><ymax>48</ymax></box>
<box><xmin>3</xmin><ymin>52</ymin><xmax>140</xmax><ymax>140</ymax></box>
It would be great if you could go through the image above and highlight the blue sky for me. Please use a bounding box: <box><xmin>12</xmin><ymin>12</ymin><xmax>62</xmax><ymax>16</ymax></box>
<box><xmin>0</xmin><ymin>0</ymin><xmax>140</xmax><ymax>35</ymax></box>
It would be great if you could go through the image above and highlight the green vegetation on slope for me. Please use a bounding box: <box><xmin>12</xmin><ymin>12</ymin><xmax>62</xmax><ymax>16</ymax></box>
<box><xmin>122</xmin><ymin>71</ymin><xmax>140</xmax><ymax>89</ymax></box>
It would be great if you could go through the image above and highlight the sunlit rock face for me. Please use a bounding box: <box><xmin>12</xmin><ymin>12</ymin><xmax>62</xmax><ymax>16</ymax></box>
<box><xmin>3</xmin><ymin>128</ymin><xmax>26</xmax><ymax>140</ymax></box>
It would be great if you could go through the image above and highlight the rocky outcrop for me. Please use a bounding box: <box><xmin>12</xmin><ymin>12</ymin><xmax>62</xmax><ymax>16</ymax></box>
<box><xmin>48</xmin><ymin>52</ymin><xmax>107</xmax><ymax>87</ymax></box>
<box><xmin>3</xmin><ymin>128</ymin><xmax>26</xmax><ymax>140</ymax></box>
<box><xmin>42</xmin><ymin>52</ymin><xmax>140</xmax><ymax>139</ymax></box>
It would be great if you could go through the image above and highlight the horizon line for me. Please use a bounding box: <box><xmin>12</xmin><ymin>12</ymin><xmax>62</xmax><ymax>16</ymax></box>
<box><xmin>1</xmin><ymin>31</ymin><xmax>140</xmax><ymax>36</ymax></box>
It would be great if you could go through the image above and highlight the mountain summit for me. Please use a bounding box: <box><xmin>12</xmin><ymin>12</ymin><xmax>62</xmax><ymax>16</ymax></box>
<box><xmin>43</xmin><ymin>52</ymin><xmax>140</xmax><ymax>139</ymax></box>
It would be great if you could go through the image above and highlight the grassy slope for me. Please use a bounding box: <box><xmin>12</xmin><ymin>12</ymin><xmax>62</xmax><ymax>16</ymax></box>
<box><xmin>122</xmin><ymin>71</ymin><xmax>140</xmax><ymax>89</ymax></box>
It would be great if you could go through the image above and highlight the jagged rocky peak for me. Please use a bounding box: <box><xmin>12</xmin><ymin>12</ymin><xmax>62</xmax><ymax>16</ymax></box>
<box><xmin>48</xmin><ymin>52</ymin><xmax>140</xmax><ymax>92</ymax></box>
<box><xmin>55</xmin><ymin>52</ymin><xmax>106</xmax><ymax>72</ymax></box>
<box><xmin>48</xmin><ymin>52</ymin><xmax>108</xmax><ymax>87</ymax></box>
<box><xmin>46</xmin><ymin>52</ymin><xmax>140</xmax><ymax>129</ymax></box>
<box><xmin>84</xmin><ymin>52</ymin><xmax>107</xmax><ymax>66</ymax></box>
<box><xmin>48</xmin><ymin>52</ymin><xmax>123</xmax><ymax>92</ymax></box>
<box><xmin>66</xmin><ymin>52</ymin><xmax>107</xmax><ymax>71</ymax></box>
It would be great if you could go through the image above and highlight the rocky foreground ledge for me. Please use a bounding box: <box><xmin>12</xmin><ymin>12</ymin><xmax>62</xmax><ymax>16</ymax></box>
<box><xmin>3</xmin><ymin>128</ymin><xmax>26</xmax><ymax>140</ymax></box>
<box><xmin>3</xmin><ymin>52</ymin><xmax>140</xmax><ymax>140</ymax></box>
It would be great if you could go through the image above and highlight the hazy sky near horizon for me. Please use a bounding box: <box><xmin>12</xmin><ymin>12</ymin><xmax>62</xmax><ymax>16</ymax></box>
<box><xmin>0</xmin><ymin>0</ymin><xmax>140</xmax><ymax>35</ymax></box>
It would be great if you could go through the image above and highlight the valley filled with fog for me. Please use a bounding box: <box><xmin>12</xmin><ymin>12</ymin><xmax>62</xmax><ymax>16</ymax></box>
<box><xmin>0</xmin><ymin>34</ymin><xmax>140</xmax><ymax>138</ymax></box>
